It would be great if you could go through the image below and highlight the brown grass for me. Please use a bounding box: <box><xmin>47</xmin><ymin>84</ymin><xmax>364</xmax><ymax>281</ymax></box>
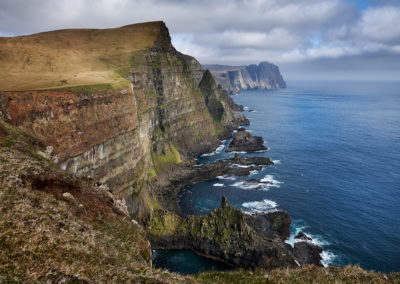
<box><xmin>0</xmin><ymin>21</ymin><xmax>163</xmax><ymax>91</ymax></box>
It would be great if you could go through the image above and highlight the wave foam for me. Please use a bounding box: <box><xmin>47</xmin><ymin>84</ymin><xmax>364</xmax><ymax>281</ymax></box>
<box><xmin>230</xmin><ymin>163</ymin><xmax>255</xmax><ymax>168</ymax></box>
<box><xmin>200</xmin><ymin>142</ymin><xmax>225</xmax><ymax>157</ymax></box>
<box><xmin>217</xmin><ymin>175</ymin><xmax>237</xmax><ymax>181</ymax></box>
<box><xmin>213</xmin><ymin>183</ymin><xmax>224</xmax><ymax>187</ymax></box>
<box><xmin>242</xmin><ymin>199</ymin><xmax>278</xmax><ymax>213</ymax></box>
<box><xmin>273</xmin><ymin>160</ymin><xmax>281</xmax><ymax>164</ymax></box>
<box><xmin>260</xmin><ymin>175</ymin><xmax>281</xmax><ymax>188</ymax></box>
<box><xmin>285</xmin><ymin>223</ymin><xmax>336</xmax><ymax>267</ymax></box>
<box><xmin>215</xmin><ymin>144</ymin><xmax>225</xmax><ymax>154</ymax></box>
<box><xmin>320</xmin><ymin>251</ymin><xmax>336</xmax><ymax>267</ymax></box>
<box><xmin>232</xmin><ymin>175</ymin><xmax>281</xmax><ymax>190</ymax></box>
<box><xmin>249</xmin><ymin>170</ymin><xmax>259</xmax><ymax>175</ymax></box>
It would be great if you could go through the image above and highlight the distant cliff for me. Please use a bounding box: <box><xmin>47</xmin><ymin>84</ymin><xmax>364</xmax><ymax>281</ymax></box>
<box><xmin>204</xmin><ymin>62</ymin><xmax>286</xmax><ymax>94</ymax></box>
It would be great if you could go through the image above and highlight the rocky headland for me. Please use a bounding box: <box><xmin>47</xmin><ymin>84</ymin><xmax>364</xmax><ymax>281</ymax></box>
<box><xmin>204</xmin><ymin>62</ymin><xmax>286</xmax><ymax>94</ymax></box>
<box><xmin>0</xmin><ymin>21</ymin><xmax>398</xmax><ymax>283</ymax></box>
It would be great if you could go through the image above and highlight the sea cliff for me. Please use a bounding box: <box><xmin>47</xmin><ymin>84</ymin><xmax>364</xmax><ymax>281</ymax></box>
<box><xmin>0</xmin><ymin>21</ymin><xmax>398</xmax><ymax>283</ymax></box>
<box><xmin>204</xmin><ymin>62</ymin><xmax>286</xmax><ymax>94</ymax></box>
<box><xmin>0</xmin><ymin>21</ymin><xmax>246</xmax><ymax>221</ymax></box>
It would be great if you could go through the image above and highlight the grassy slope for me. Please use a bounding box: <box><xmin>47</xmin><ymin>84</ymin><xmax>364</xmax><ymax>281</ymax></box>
<box><xmin>0</xmin><ymin>121</ymin><xmax>191</xmax><ymax>283</ymax></box>
<box><xmin>0</xmin><ymin>22</ymin><xmax>162</xmax><ymax>91</ymax></box>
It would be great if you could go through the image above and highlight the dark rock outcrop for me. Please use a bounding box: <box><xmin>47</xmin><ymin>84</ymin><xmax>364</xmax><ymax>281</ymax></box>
<box><xmin>204</xmin><ymin>62</ymin><xmax>286</xmax><ymax>94</ymax></box>
<box><xmin>295</xmin><ymin>232</ymin><xmax>312</xmax><ymax>241</ymax></box>
<box><xmin>148</xmin><ymin>197</ymin><xmax>297</xmax><ymax>269</ymax></box>
<box><xmin>226</xmin><ymin>129</ymin><xmax>267</xmax><ymax>152</ymax></box>
<box><xmin>263</xmin><ymin>211</ymin><xmax>292</xmax><ymax>240</ymax></box>
<box><xmin>293</xmin><ymin>242</ymin><xmax>323</xmax><ymax>267</ymax></box>
<box><xmin>157</xmin><ymin>155</ymin><xmax>274</xmax><ymax>213</ymax></box>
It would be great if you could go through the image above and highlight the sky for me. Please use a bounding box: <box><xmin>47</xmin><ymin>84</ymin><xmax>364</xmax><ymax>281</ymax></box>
<box><xmin>1</xmin><ymin>0</ymin><xmax>399</xmax><ymax>81</ymax></box>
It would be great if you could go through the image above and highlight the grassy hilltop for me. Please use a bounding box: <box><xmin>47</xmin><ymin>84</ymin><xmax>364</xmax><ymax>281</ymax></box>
<box><xmin>0</xmin><ymin>22</ymin><xmax>162</xmax><ymax>91</ymax></box>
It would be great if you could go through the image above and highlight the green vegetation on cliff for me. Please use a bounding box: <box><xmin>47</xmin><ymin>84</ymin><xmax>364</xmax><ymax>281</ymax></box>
<box><xmin>0</xmin><ymin>21</ymin><xmax>399</xmax><ymax>283</ymax></box>
<box><xmin>0</xmin><ymin>121</ymin><xmax>190</xmax><ymax>283</ymax></box>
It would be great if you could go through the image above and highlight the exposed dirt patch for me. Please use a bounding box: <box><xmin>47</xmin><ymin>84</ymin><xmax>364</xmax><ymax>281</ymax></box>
<box><xmin>27</xmin><ymin>173</ymin><xmax>125</xmax><ymax>221</ymax></box>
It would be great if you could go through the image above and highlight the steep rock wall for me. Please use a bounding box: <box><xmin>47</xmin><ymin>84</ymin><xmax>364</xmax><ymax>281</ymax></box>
<box><xmin>0</xmin><ymin>22</ymin><xmax>243</xmax><ymax>220</ymax></box>
<box><xmin>204</xmin><ymin>62</ymin><xmax>286</xmax><ymax>94</ymax></box>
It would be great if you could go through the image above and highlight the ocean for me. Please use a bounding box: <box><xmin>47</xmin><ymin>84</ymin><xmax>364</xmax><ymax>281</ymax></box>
<box><xmin>153</xmin><ymin>80</ymin><xmax>400</xmax><ymax>274</ymax></box>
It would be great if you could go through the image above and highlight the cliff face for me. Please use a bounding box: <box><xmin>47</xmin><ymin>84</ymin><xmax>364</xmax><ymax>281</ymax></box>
<box><xmin>0</xmin><ymin>22</ymin><xmax>244</xmax><ymax>220</ymax></box>
<box><xmin>204</xmin><ymin>62</ymin><xmax>286</xmax><ymax>94</ymax></box>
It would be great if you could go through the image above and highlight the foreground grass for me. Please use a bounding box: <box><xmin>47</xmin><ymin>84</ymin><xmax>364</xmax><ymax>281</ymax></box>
<box><xmin>0</xmin><ymin>121</ymin><xmax>190</xmax><ymax>283</ymax></box>
<box><xmin>196</xmin><ymin>266</ymin><xmax>400</xmax><ymax>284</ymax></box>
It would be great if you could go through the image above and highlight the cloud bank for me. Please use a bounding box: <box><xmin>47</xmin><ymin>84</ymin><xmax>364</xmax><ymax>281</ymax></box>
<box><xmin>1</xmin><ymin>0</ymin><xmax>399</xmax><ymax>80</ymax></box>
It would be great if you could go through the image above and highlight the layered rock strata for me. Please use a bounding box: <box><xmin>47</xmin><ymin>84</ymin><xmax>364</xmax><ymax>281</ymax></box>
<box><xmin>0</xmin><ymin>21</ymin><xmax>246</xmax><ymax>220</ymax></box>
<box><xmin>204</xmin><ymin>62</ymin><xmax>286</xmax><ymax>94</ymax></box>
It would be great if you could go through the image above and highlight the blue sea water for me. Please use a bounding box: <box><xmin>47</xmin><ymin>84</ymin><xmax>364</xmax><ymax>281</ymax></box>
<box><xmin>154</xmin><ymin>80</ymin><xmax>400</xmax><ymax>274</ymax></box>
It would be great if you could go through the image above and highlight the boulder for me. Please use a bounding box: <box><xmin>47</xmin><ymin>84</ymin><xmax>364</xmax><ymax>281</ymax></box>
<box><xmin>295</xmin><ymin>232</ymin><xmax>312</xmax><ymax>241</ymax></box>
<box><xmin>226</xmin><ymin>130</ymin><xmax>267</xmax><ymax>152</ymax></box>
<box><xmin>293</xmin><ymin>242</ymin><xmax>323</xmax><ymax>266</ymax></box>
<box><xmin>262</xmin><ymin>211</ymin><xmax>291</xmax><ymax>240</ymax></box>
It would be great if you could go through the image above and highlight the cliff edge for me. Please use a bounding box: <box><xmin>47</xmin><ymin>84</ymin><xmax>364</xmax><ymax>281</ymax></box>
<box><xmin>204</xmin><ymin>62</ymin><xmax>286</xmax><ymax>94</ymax></box>
<box><xmin>0</xmin><ymin>21</ymin><xmax>246</xmax><ymax>221</ymax></box>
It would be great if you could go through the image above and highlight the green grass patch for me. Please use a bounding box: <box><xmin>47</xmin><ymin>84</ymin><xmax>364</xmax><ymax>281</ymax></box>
<box><xmin>147</xmin><ymin>210</ymin><xmax>183</xmax><ymax>237</ymax></box>
<box><xmin>31</xmin><ymin>152</ymin><xmax>53</xmax><ymax>166</ymax></box>
<box><xmin>151</xmin><ymin>144</ymin><xmax>182</xmax><ymax>173</ymax></box>
<box><xmin>147</xmin><ymin>168</ymin><xmax>157</xmax><ymax>179</ymax></box>
<box><xmin>1</xmin><ymin>137</ymin><xmax>14</xmax><ymax>148</ymax></box>
<box><xmin>45</xmin><ymin>80</ymin><xmax>130</xmax><ymax>93</ymax></box>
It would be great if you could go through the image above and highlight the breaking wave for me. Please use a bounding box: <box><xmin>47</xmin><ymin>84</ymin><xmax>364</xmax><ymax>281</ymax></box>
<box><xmin>242</xmin><ymin>199</ymin><xmax>278</xmax><ymax>213</ymax></box>
<box><xmin>217</xmin><ymin>175</ymin><xmax>237</xmax><ymax>181</ymax></box>
<box><xmin>285</xmin><ymin>222</ymin><xmax>336</xmax><ymax>267</ymax></box>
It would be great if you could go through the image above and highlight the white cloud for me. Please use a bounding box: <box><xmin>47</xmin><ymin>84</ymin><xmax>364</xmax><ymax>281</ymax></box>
<box><xmin>356</xmin><ymin>6</ymin><xmax>400</xmax><ymax>43</ymax></box>
<box><xmin>0</xmin><ymin>0</ymin><xmax>399</xmax><ymax>79</ymax></box>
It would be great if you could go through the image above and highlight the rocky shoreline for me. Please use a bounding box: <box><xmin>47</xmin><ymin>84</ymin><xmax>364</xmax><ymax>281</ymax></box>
<box><xmin>151</xmin><ymin>124</ymin><xmax>324</xmax><ymax>269</ymax></box>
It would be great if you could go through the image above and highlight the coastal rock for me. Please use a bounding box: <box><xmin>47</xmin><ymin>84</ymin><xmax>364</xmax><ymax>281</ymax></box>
<box><xmin>295</xmin><ymin>232</ymin><xmax>312</xmax><ymax>241</ymax></box>
<box><xmin>158</xmin><ymin>155</ymin><xmax>274</xmax><ymax>213</ymax></box>
<box><xmin>293</xmin><ymin>242</ymin><xmax>323</xmax><ymax>267</ymax></box>
<box><xmin>226</xmin><ymin>129</ymin><xmax>267</xmax><ymax>152</ymax></box>
<box><xmin>229</xmin><ymin>154</ymin><xmax>274</xmax><ymax>166</ymax></box>
<box><xmin>204</xmin><ymin>62</ymin><xmax>286</xmax><ymax>95</ymax></box>
<box><xmin>263</xmin><ymin>211</ymin><xmax>291</xmax><ymax>240</ymax></box>
<box><xmin>148</xmin><ymin>197</ymin><xmax>297</xmax><ymax>269</ymax></box>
